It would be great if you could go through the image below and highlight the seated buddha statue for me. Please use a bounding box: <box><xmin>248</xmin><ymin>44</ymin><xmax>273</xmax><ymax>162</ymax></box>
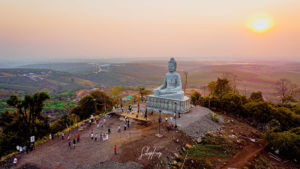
<box><xmin>153</xmin><ymin>58</ymin><xmax>184</xmax><ymax>100</ymax></box>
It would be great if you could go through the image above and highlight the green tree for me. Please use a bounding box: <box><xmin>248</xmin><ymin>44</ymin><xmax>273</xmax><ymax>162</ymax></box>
<box><xmin>250</xmin><ymin>91</ymin><xmax>264</xmax><ymax>102</ymax></box>
<box><xmin>6</xmin><ymin>92</ymin><xmax>50</xmax><ymax>139</ymax></box>
<box><xmin>243</xmin><ymin>101</ymin><xmax>275</xmax><ymax>123</ymax></box>
<box><xmin>191</xmin><ymin>91</ymin><xmax>202</xmax><ymax>105</ymax></box>
<box><xmin>71</xmin><ymin>90</ymin><xmax>114</xmax><ymax>120</ymax></box>
<box><xmin>138</xmin><ymin>87</ymin><xmax>151</xmax><ymax>102</ymax></box>
<box><xmin>0</xmin><ymin>92</ymin><xmax>50</xmax><ymax>157</ymax></box>
<box><xmin>221</xmin><ymin>92</ymin><xmax>247</xmax><ymax>116</ymax></box>
<box><xmin>208</xmin><ymin>78</ymin><xmax>232</xmax><ymax>97</ymax></box>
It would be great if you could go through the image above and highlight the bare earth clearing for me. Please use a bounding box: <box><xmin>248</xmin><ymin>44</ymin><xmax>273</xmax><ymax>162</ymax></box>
<box><xmin>3</xmin><ymin>105</ymin><xmax>299</xmax><ymax>169</ymax></box>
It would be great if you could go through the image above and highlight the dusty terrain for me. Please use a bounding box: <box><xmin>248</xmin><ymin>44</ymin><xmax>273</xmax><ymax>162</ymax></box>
<box><xmin>2</xmin><ymin>104</ymin><xmax>299</xmax><ymax>169</ymax></box>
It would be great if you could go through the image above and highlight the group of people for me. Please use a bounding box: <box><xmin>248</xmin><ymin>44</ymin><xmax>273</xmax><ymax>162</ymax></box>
<box><xmin>121</xmin><ymin>103</ymin><xmax>154</xmax><ymax>121</ymax></box>
<box><xmin>61</xmin><ymin>130</ymin><xmax>80</xmax><ymax>149</ymax></box>
<box><xmin>63</xmin><ymin>114</ymin><xmax>133</xmax><ymax>154</ymax></box>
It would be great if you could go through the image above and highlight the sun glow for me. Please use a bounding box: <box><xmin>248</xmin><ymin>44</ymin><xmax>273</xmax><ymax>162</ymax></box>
<box><xmin>247</xmin><ymin>14</ymin><xmax>274</xmax><ymax>33</ymax></box>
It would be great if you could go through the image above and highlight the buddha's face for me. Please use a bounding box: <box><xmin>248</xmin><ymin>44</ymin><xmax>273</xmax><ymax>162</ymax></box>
<box><xmin>168</xmin><ymin>62</ymin><xmax>176</xmax><ymax>72</ymax></box>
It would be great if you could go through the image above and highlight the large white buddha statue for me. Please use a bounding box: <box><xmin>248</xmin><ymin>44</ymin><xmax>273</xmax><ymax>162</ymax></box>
<box><xmin>153</xmin><ymin>58</ymin><xmax>184</xmax><ymax>100</ymax></box>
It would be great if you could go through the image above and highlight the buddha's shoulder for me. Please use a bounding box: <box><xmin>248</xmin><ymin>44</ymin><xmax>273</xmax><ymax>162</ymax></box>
<box><xmin>166</xmin><ymin>72</ymin><xmax>180</xmax><ymax>77</ymax></box>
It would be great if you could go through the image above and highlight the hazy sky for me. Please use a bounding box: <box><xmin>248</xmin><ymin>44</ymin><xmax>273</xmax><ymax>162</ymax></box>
<box><xmin>0</xmin><ymin>0</ymin><xmax>299</xmax><ymax>61</ymax></box>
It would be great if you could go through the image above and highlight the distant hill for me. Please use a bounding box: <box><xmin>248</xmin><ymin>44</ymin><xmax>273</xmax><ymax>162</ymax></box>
<box><xmin>77</xmin><ymin>63</ymin><xmax>167</xmax><ymax>87</ymax></box>
<box><xmin>15</xmin><ymin>61</ymin><xmax>300</xmax><ymax>102</ymax></box>
<box><xmin>21</xmin><ymin>62</ymin><xmax>167</xmax><ymax>87</ymax></box>
<box><xmin>20</xmin><ymin>63</ymin><xmax>97</xmax><ymax>73</ymax></box>
<box><xmin>0</xmin><ymin>68</ymin><xmax>97</xmax><ymax>97</ymax></box>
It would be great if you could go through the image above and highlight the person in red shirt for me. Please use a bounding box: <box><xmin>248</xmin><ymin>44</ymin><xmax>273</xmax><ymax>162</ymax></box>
<box><xmin>77</xmin><ymin>134</ymin><xmax>80</xmax><ymax>143</ymax></box>
<box><xmin>114</xmin><ymin>145</ymin><xmax>117</xmax><ymax>155</ymax></box>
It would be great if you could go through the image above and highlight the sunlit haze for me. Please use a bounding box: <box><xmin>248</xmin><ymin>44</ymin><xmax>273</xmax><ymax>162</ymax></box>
<box><xmin>0</xmin><ymin>0</ymin><xmax>300</xmax><ymax>62</ymax></box>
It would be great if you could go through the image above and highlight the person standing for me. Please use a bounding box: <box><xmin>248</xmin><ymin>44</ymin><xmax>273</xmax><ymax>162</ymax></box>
<box><xmin>114</xmin><ymin>145</ymin><xmax>117</xmax><ymax>155</ymax></box>
<box><xmin>100</xmin><ymin>132</ymin><xmax>103</xmax><ymax>141</ymax></box>
<box><xmin>108</xmin><ymin>127</ymin><xmax>111</xmax><ymax>134</ymax></box>
<box><xmin>49</xmin><ymin>133</ymin><xmax>52</xmax><ymax>140</ymax></box>
<box><xmin>118</xmin><ymin>125</ymin><xmax>121</xmax><ymax>132</ymax></box>
<box><xmin>144</xmin><ymin>111</ymin><xmax>147</xmax><ymax>120</ymax></box>
<box><xmin>73</xmin><ymin>139</ymin><xmax>76</xmax><ymax>149</ymax></box>
<box><xmin>124</xmin><ymin>123</ymin><xmax>127</xmax><ymax>130</ymax></box>
<box><xmin>68</xmin><ymin>140</ymin><xmax>71</xmax><ymax>149</ymax></box>
<box><xmin>13</xmin><ymin>158</ymin><xmax>17</xmax><ymax>166</ymax></box>
<box><xmin>91</xmin><ymin>133</ymin><xmax>94</xmax><ymax>140</ymax></box>
<box><xmin>62</xmin><ymin>133</ymin><xmax>65</xmax><ymax>140</ymax></box>
<box><xmin>94</xmin><ymin>133</ymin><xmax>98</xmax><ymax>141</ymax></box>
<box><xmin>77</xmin><ymin>134</ymin><xmax>80</xmax><ymax>143</ymax></box>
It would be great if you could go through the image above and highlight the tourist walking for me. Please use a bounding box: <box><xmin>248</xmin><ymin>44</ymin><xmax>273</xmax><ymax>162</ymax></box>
<box><xmin>108</xmin><ymin>127</ymin><xmax>111</xmax><ymax>134</ymax></box>
<box><xmin>91</xmin><ymin>133</ymin><xmax>94</xmax><ymax>140</ymax></box>
<box><xmin>118</xmin><ymin>125</ymin><xmax>121</xmax><ymax>132</ymax></box>
<box><xmin>124</xmin><ymin>123</ymin><xmax>127</xmax><ymax>130</ymax></box>
<box><xmin>62</xmin><ymin>133</ymin><xmax>65</xmax><ymax>140</ymax></box>
<box><xmin>114</xmin><ymin>145</ymin><xmax>117</xmax><ymax>155</ymax></box>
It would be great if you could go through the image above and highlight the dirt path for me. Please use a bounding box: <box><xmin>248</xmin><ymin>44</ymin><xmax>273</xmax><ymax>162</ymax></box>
<box><xmin>223</xmin><ymin>140</ymin><xmax>267</xmax><ymax>169</ymax></box>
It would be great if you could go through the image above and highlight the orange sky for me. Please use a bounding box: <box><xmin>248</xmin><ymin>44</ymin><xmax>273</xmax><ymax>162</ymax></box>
<box><xmin>0</xmin><ymin>0</ymin><xmax>299</xmax><ymax>61</ymax></box>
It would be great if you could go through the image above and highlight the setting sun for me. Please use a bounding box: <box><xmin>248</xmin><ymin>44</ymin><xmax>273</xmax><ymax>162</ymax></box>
<box><xmin>252</xmin><ymin>18</ymin><xmax>271</xmax><ymax>32</ymax></box>
<box><xmin>247</xmin><ymin>14</ymin><xmax>274</xmax><ymax>33</ymax></box>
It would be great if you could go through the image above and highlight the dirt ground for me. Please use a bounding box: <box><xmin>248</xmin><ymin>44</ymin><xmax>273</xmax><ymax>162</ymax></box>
<box><xmin>6</xmin><ymin>104</ymin><xmax>299</xmax><ymax>169</ymax></box>
<box><xmin>12</xmin><ymin>107</ymin><xmax>193</xmax><ymax>169</ymax></box>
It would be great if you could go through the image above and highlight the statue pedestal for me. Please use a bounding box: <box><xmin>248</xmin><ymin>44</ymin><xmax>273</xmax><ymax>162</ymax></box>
<box><xmin>146</xmin><ymin>95</ymin><xmax>191</xmax><ymax>114</ymax></box>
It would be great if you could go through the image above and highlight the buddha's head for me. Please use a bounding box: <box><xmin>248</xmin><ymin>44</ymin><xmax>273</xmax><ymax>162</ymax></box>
<box><xmin>168</xmin><ymin>58</ymin><xmax>177</xmax><ymax>72</ymax></box>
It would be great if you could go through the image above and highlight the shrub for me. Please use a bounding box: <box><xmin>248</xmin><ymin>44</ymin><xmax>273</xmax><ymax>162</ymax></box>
<box><xmin>265</xmin><ymin>127</ymin><xmax>300</xmax><ymax>161</ymax></box>
<box><xmin>243</xmin><ymin>101</ymin><xmax>275</xmax><ymax>123</ymax></box>
<box><xmin>212</xmin><ymin>112</ymin><xmax>219</xmax><ymax>123</ymax></box>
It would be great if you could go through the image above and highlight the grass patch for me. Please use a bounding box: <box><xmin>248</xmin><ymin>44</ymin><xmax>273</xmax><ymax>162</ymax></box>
<box><xmin>188</xmin><ymin>144</ymin><xmax>229</xmax><ymax>157</ymax></box>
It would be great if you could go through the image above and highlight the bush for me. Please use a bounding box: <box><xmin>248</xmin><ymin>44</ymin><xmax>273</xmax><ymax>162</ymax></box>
<box><xmin>221</xmin><ymin>92</ymin><xmax>247</xmax><ymax>116</ymax></box>
<box><xmin>265</xmin><ymin>127</ymin><xmax>300</xmax><ymax>161</ymax></box>
<box><xmin>272</xmin><ymin>107</ymin><xmax>300</xmax><ymax>131</ymax></box>
<box><xmin>243</xmin><ymin>101</ymin><xmax>275</xmax><ymax>123</ymax></box>
<box><xmin>212</xmin><ymin>112</ymin><xmax>219</xmax><ymax>123</ymax></box>
<box><xmin>250</xmin><ymin>91</ymin><xmax>264</xmax><ymax>102</ymax></box>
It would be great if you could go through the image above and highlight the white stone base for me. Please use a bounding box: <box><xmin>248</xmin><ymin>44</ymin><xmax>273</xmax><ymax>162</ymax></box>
<box><xmin>146</xmin><ymin>95</ymin><xmax>191</xmax><ymax>114</ymax></box>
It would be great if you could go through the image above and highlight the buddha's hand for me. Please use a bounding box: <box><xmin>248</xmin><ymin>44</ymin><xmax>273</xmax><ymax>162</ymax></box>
<box><xmin>153</xmin><ymin>89</ymin><xmax>160</xmax><ymax>95</ymax></box>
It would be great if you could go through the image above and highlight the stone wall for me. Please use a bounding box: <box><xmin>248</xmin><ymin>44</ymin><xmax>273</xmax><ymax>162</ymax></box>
<box><xmin>146</xmin><ymin>95</ymin><xmax>191</xmax><ymax>114</ymax></box>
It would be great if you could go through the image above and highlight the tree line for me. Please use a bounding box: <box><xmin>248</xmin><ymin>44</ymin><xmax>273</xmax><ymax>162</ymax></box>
<box><xmin>0</xmin><ymin>90</ymin><xmax>114</xmax><ymax>157</ymax></box>
<box><xmin>191</xmin><ymin>78</ymin><xmax>300</xmax><ymax>161</ymax></box>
